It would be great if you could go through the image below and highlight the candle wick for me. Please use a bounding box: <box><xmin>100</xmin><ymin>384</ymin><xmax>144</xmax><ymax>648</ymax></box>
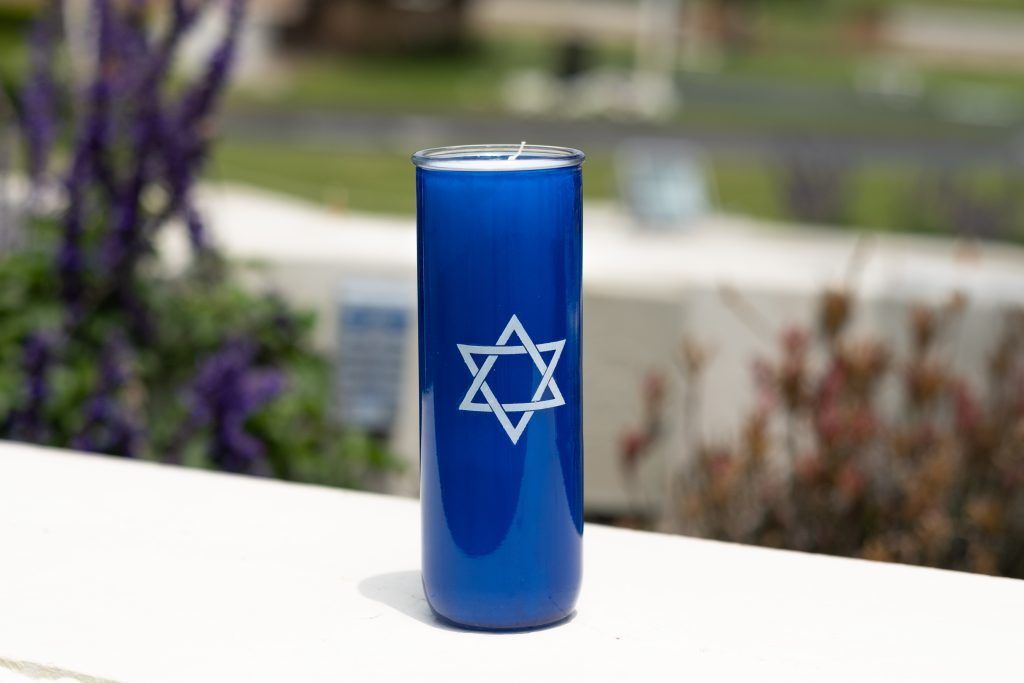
<box><xmin>508</xmin><ymin>141</ymin><xmax>527</xmax><ymax>162</ymax></box>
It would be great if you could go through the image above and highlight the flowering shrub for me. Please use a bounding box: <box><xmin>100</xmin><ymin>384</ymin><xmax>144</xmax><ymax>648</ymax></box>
<box><xmin>0</xmin><ymin>1</ymin><xmax>393</xmax><ymax>486</ymax></box>
<box><xmin>620</xmin><ymin>288</ymin><xmax>1024</xmax><ymax>578</ymax></box>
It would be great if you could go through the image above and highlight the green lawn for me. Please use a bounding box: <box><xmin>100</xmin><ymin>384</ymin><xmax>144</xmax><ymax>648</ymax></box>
<box><xmin>210</xmin><ymin>139</ymin><xmax>783</xmax><ymax>223</ymax></box>
<box><xmin>211</xmin><ymin>138</ymin><xmax>1024</xmax><ymax>243</ymax></box>
<box><xmin>210</xmin><ymin>140</ymin><xmax>618</xmax><ymax>214</ymax></box>
<box><xmin>203</xmin><ymin>137</ymin><xmax>844</xmax><ymax>224</ymax></box>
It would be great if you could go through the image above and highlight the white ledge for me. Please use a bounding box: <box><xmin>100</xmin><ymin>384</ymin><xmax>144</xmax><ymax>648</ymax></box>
<box><xmin>0</xmin><ymin>441</ymin><xmax>1021</xmax><ymax>682</ymax></box>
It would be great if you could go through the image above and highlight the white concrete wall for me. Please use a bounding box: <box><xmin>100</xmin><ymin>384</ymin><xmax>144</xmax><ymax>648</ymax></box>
<box><xmin>166</xmin><ymin>184</ymin><xmax>1024</xmax><ymax>514</ymax></box>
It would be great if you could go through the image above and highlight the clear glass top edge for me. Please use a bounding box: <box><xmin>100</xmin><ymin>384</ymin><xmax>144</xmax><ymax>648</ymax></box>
<box><xmin>411</xmin><ymin>144</ymin><xmax>585</xmax><ymax>171</ymax></box>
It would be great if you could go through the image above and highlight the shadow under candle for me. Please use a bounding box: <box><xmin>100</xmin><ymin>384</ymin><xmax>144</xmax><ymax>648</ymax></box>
<box><xmin>357</xmin><ymin>570</ymin><xmax>459</xmax><ymax>631</ymax></box>
<box><xmin>357</xmin><ymin>570</ymin><xmax>576</xmax><ymax>633</ymax></box>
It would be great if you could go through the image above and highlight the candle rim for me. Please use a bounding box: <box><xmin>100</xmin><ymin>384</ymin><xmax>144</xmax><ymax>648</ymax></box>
<box><xmin>412</xmin><ymin>144</ymin><xmax>585</xmax><ymax>171</ymax></box>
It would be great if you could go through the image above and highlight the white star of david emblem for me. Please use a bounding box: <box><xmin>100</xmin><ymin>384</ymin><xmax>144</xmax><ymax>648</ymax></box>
<box><xmin>457</xmin><ymin>314</ymin><xmax>566</xmax><ymax>445</ymax></box>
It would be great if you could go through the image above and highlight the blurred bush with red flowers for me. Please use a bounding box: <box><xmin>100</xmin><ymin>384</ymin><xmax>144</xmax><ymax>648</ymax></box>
<box><xmin>620</xmin><ymin>285</ymin><xmax>1024</xmax><ymax>578</ymax></box>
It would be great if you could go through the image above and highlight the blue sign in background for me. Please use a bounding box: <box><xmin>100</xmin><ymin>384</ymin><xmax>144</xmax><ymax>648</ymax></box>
<box><xmin>417</xmin><ymin>153</ymin><xmax>583</xmax><ymax>630</ymax></box>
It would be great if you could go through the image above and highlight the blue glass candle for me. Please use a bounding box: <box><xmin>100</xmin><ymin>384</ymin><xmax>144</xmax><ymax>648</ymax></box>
<box><xmin>413</xmin><ymin>144</ymin><xmax>584</xmax><ymax>630</ymax></box>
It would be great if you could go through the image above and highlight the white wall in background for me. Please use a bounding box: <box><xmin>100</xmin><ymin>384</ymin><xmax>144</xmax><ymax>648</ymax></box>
<box><xmin>164</xmin><ymin>184</ymin><xmax>1024</xmax><ymax>514</ymax></box>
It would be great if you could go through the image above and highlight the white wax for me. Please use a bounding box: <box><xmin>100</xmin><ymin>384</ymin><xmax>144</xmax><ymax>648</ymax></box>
<box><xmin>417</xmin><ymin>158</ymin><xmax>577</xmax><ymax>171</ymax></box>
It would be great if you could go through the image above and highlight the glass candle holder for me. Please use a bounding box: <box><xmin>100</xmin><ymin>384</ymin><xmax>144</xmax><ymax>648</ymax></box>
<box><xmin>413</xmin><ymin>144</ymin><xmax>584</xmax><ymax>630</ymax></box>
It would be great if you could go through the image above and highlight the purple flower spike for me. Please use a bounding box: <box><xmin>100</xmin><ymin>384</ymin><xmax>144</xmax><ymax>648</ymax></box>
<box><xmin>73</xmin><ymin>337</ymin><xmax>142</xmax><ymax>457</ymax></box>
<box><xmin>188</xmin><ymin>339</ymin><xmax>286</xmax><ymax>473</ymax></box>
<box><xmin>21</xmin><ymin>2</ymin><xmax>59</xmax><ymax>188</ymax></box>
<box><xmin>8</xmin><ymin>0</ymin><xmax>266</xmax><ymax>472</ymax></box>
<box><xmin>1</xmin><ymin>332</ymin><xmax>58</xmax><ymax>443</ymax></box>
